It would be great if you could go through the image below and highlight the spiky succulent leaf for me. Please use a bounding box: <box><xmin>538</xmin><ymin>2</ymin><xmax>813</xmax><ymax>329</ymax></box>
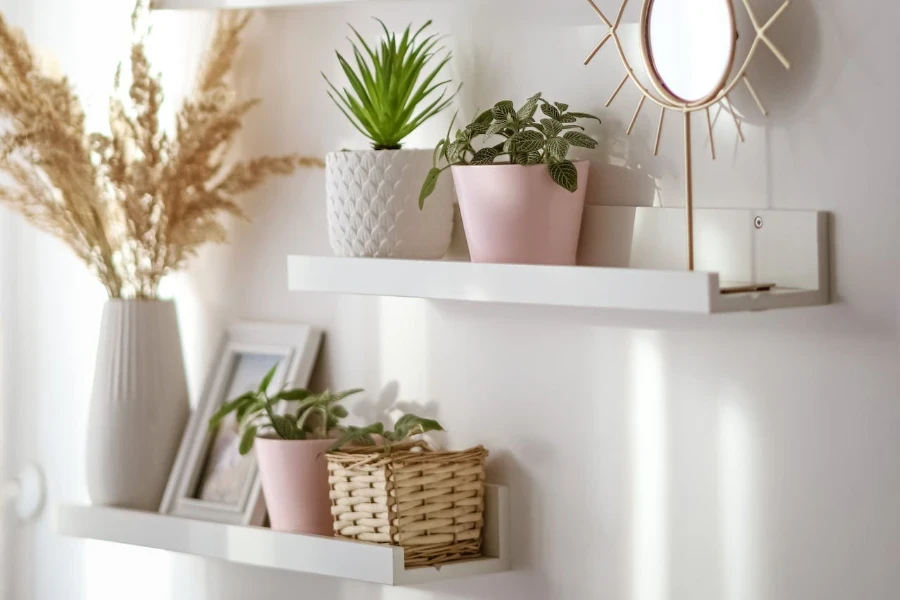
<box><xmin>324</xmin><ymin>21</ymin><xmax>458</xmax><ymax>149</ymax></box>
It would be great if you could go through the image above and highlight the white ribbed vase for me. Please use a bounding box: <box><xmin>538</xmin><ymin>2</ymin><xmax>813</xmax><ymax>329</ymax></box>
<box><xmin>326</xmin><ymin>149</ymin><xmax>455</xmax><ymax>258</ymax></box>
<box><xmin>86</xmin><ymin>300</ymin><xmax>189</xmax><ymax>510</ymax></box>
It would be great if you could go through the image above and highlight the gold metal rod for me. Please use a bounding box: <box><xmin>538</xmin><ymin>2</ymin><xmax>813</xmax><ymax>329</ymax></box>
<box><xmin>606</xmin><ymin>73</ymin><xmax>629</xmax><ymax>107</ymax></box>
<box><xmin>684</xmin><ymin>111</ymin><xmax>694</xmax><ymax>271</ymax></box>
<box><xmin>614</xmin><ymin>0</ymin><xmax>631</xmax><ymax>28</ymax></box>
<box><xmin>626</xmin><ymin>95</ymin><xmax>646</xmax><ymax>135</ymax></box>
<box><xmin>724</xmin><ymin>96</ymin><xmax>745</xmax><ymax>142</ymax></box>
<box><xmin>742</xmin><ymin>75</ymin><xmax>768</xmax><ymax>116</ymax></box>
<box><xmin>705</xmin><ymin>106</ymin><xmax>716</xmax><ymax>160</ymax></box>
<box><xmin>584</xmin><ymin>0</ymin><xmax>613</xmax><ymax>28</ymax></box>
<box><xmin>761</xmin><ymin>35</ymin><xmax>791</xmax><ymax>70</ymax></box>
<box><xmin>653</xmin><ymin>107</ymin><xmax>666</xmax><ymax>155</ymax></box>
<box><xmin>584</xmin><ymin>33</ymin><xmax>611</xmax><ymax>66</ymax></box>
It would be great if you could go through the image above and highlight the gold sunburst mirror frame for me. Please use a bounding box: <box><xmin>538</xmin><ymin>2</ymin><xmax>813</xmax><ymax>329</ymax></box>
<box><xmin>584</xmin><ymin>0</ymin><xmax>791</xmax><ymax>289</ymax></box>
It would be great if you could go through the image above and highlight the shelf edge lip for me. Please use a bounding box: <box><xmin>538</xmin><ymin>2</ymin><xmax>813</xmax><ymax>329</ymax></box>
<box><xmin>55</xmin><ymin>483</ymin><xmax>511</xmax><ymax>586</ymax></box>
<box><xmin>286</xmin><ymin>255</ymin><xmax>719</xmax><ymax>314</ymax></box>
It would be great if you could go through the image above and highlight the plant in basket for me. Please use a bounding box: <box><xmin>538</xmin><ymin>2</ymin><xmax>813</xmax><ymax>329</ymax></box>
<box><xmin>420</xmin><ymin>93</ymin><xmax>602</xmax><ymax>266</ymax></box>
<box><xmin>326</xmin><ymin>415</ymin><xmax>490</xmax><ymax>568</ymax></box>
<box><xmin>322</xmin><ymin>19</ymin><xmax>460</xmax><ymax>259</ymax></box>
<box><xmin>209</xmin><ymin>365</ymin><xmax>442</xmax><ymax>537</ymax></box>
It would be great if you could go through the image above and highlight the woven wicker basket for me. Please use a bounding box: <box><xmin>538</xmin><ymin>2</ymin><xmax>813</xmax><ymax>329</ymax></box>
<box><xmin>326</xmin><ymin>443</ymin><xmax>488</xmax><ymax>568</ymax></box>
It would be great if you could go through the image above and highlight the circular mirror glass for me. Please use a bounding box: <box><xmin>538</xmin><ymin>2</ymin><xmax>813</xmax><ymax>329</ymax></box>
<box><xmin>645</xmin><ymin>0</ymin><xmax>736</xmax><ymax>103</ymax></box>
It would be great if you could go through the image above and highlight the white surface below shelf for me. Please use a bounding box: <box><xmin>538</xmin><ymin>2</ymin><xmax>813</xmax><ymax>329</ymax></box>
<box><xmin>56</xmin><ymin>484</ymin><xmax>509</xmax><ymax>586</ymax></box>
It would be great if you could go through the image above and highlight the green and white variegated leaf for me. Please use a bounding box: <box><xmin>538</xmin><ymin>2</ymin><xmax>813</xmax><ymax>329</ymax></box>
<box><xmin>559</xmin><ymin>114</ymin><xmax>577</xmax><ymax>124</ymax></box>
<box><xmin>467</xmin><ymin>120</ymin><xmax>490</xmax><ymax>136</ymax></box>
<box><xmin>555</xmin><ymin>102</ymin><xmax>569</xmax><ymax>112</ymax></box>
<box><xmin>517</xmin><ymin>97</ymin><xmax>539</xmax><ymax>121</ymax></box>
<box><xmin>446</xmin><ymin>140</ymin><xmax>466</xmax><ymax>162</ymax></box>
<box><xmin>514</xmin><ymin>152</ymin><xmax>530</xmax><ymax>166</ymax></box>
<box><xmin>475</xmin><ymin>108</ymin><xmax>494</xmax><ymax>125</ymax></box>
<box><xmin>563</xmin><ymin>131</ymin><xmax>597</xmax><ymax>149</ymax></box>
<box><xmin>503</xmin><ymin>137</ymin><xmax>515</xmax><ymax>153</ymax></box>
<box><xmin>541</xmin><ymin>118</ymin><xmax>563</xmax><ymax>138</ymax></box>
<box><xmin>456</xmin><ymin>128</ymin><xmax>472</xmax><ymax>142</ymax></box>
<box><xmin>486</xmin><ymin>121</ymin><xmax>508</xmax><ymax>136</ymax></box>
<box><xmin>509</xmin><ymin>130</ymin><xmax>545</xmax><ymax>153</ymax></box>
<box><xmin>526</xmin><ymin>151</ymin><xmax>542</xmax><ymax>165</ymax></box>
<box><xmin>541</xmin><ymin>103</ymin><xmax>561</xmax><ymax>120</ymax></box>
<box><xmin>471</xmin><ymin>147</ymin><xmax>500</xmax><ymax>165</ymax></box>
<box><xmin>492</xmin><ymin>100</ymin><xmax>515</xmax><ymax>121</ymax></box>
<box><xmin>549</xmin><ymin>160</ymin><xmax>579</xmax><ymax>193</ymax></box>
<box><xmin>546</xmin><ymin>136</ymin><xmax>570</xmax><ymax>161</ymax></box>
<box><xmin>568</xmin><ymin>111</ymin><xmax>602</xmax><ymax>123</ymax></box>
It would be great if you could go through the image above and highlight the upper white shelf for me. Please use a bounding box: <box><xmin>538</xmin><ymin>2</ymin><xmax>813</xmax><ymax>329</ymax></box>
<box><xmin>57</xmin><ymin>485</ymin><xmax>509</xmax><ymax>586</ymax></box>
<box><xmin>154</xmin><ymin>0</ymin><xmax>360</xmax><ymax>8</ymax></box>
<box><xmin>287</xmin><ymin>256</ymin><xmax>827</xmax><ymax>314</ymax></box>
<box><xmin>287</xmin><ymin>206</ymin><xmax>830</xmax><ymax>314</ymax></box>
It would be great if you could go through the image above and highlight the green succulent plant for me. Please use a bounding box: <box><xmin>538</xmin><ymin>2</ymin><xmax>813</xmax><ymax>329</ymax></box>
<box><xmin>208</xmin><ymin>363</ymin><xmax>363</xmax><ymax>455</ymax></box>
<box><xmin>329</xmin><ymin>413</ymin><xmax>445</xmax><ymax>451</ymax></box>
<box><xmin>419</xmin><ymin>93</ymin><xmax>601</xmax><ymax>207</ymax></box>
<box><xmin>323</xmin><ymin>20</ymin><xmax>459</xmax><ymax>150</ymax></box>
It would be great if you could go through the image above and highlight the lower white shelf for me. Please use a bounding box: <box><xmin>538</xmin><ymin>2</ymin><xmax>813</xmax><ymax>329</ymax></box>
<box><xmin>56</xmin><ymin>485</ymin><xmax>510</xmax><ymax>585</ymax></box>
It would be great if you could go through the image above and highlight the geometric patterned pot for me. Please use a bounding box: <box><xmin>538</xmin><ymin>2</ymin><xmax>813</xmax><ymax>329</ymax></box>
<box><xmin>326</xmin><ymin>149</ymin><xmax>454</xmax><ymax>259</ymax></box>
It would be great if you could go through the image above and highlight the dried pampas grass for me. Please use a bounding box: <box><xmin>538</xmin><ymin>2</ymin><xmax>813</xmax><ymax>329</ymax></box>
<box><xmin>0</xmin><ymin>1</ymin><xmax>322</xmax><ymax>299</ymax></box>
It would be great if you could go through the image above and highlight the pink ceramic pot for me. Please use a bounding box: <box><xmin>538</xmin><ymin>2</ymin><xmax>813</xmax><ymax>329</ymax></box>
<box><xmin>255</xmin><ymin>437</ymin><xmax>333</xmax><ymax>536</ymax></box>
<box><xmin>451</xmin><ymin>161</ymin><xmax>590</xmax><ymax>265</ymax></box>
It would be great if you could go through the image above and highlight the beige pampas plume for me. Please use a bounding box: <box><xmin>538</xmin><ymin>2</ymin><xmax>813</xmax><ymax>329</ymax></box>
<box><xmin>0</xmin><ymin>0</ymin><xmax>322</xmax><ymax>299</ymax></box>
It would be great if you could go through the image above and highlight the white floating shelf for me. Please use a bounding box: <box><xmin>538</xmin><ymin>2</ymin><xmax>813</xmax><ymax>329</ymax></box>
<box><xmin>288</xmin><ymin>207</ymin><xmax>829</xmax><ymax>314</ymax></box>
<box><xmin>154</xmin><ymin>0</ymin><xmax>364</xmax><ymax>9</ymax></box>
<box><xmin>56</xmin><ymin>485</ymin><xmax>509</xmax><ymax>586</ymax></box>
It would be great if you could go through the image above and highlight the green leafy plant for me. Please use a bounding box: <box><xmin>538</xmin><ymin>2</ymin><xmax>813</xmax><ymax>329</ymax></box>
<box><xmin>323</xmin><ymin>20</ymin><xmax>459</xmax><ymax>150</ymax></box>
<box><xmin>208</xmin><ymin>363</ymin><xmax>364</xmax><ymax>455</ymax></box>
<box><xmin>419</xmin><ymin>93</ymin><xmax>601</xmax><ymax>207</ymax></box>
<box><xmin>330</xmin><ymin>413</ymin><xmax>445</xmax><ymax>451</ymax></box>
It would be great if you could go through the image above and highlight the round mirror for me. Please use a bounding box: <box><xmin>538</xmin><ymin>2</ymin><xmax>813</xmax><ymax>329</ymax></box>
<box><xmin>642</xmin><ymin>0</ymin><xmax>737</xmax><ymax>104</ymax></box>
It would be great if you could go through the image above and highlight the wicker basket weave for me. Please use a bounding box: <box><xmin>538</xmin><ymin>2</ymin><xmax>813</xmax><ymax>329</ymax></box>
<box><xmin>326</xmin><ymin>443</ymin><xmax>488</xmax><ymax>568</ymax></box>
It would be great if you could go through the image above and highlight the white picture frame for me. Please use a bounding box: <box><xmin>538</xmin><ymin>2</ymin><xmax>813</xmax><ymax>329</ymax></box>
<box><xmin>160</xmin><ymin>322</ymin><xmax>322</xmax><ymax>525</ymax></box>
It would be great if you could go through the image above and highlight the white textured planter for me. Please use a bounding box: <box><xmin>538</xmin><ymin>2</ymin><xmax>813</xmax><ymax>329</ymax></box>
<box><xmin>326</xmin><ymin>149</ymin><xmax>454</xmax><ymax>259</ymax></box>
<box><xmin>86</xmin><ymin>300</ymin><xmax>189</xmax><ymax>510</ymax></box>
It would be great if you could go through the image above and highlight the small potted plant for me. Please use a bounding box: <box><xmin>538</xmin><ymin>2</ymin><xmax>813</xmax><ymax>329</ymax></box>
<box><xmin>323</xmin><ymin>20</ymin><xmax>459</xmax><ymax>259</ymax></box>
<box><xmin>208</xmin><ymin>366</ymin><xmax>363</xmax><ymax>535</ymax></box>
<box><xmin>209</xmin><ymin>366</ymin><xmax>441</xmax><ymax>537</ymax></box>
<box><xmin>327</xmin><ymin>417</ymin><xmax>489</xmax><ymax>568</ymax></box>
<box><xmin>419</xmin><ymin>93</ymin><xmax>601</xmax><ymax>265</ymax></box>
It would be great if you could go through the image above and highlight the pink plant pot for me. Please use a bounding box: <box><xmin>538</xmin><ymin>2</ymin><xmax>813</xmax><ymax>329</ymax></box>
<box><xmin>255</xmin><ymin>437</ymin><xmax>334</xmax><ymax>536</ymax></box>
<box><xmin>451</xmin><ymin>161</ymin><xmax>590</xmax><ymax>265</ymax></box>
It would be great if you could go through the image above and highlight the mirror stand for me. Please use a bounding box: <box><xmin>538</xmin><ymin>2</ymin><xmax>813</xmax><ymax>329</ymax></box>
<box><xmin>584</xmin><ymin>0</ymin><xmax>791</xmax><ymax>293</ymax></box>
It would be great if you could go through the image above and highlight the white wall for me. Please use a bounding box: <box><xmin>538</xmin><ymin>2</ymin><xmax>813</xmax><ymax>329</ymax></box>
<box><xmin>3</xmin><ymin>1</ymin><xmax>899</xmax><ymax>599</ymax></box>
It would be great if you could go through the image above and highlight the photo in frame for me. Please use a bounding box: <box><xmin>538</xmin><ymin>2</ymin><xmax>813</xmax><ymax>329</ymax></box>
<box><xmin>159</xmin><ymin>322</ymin><xmax>322</xmax><ymax>525</ymax></box>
